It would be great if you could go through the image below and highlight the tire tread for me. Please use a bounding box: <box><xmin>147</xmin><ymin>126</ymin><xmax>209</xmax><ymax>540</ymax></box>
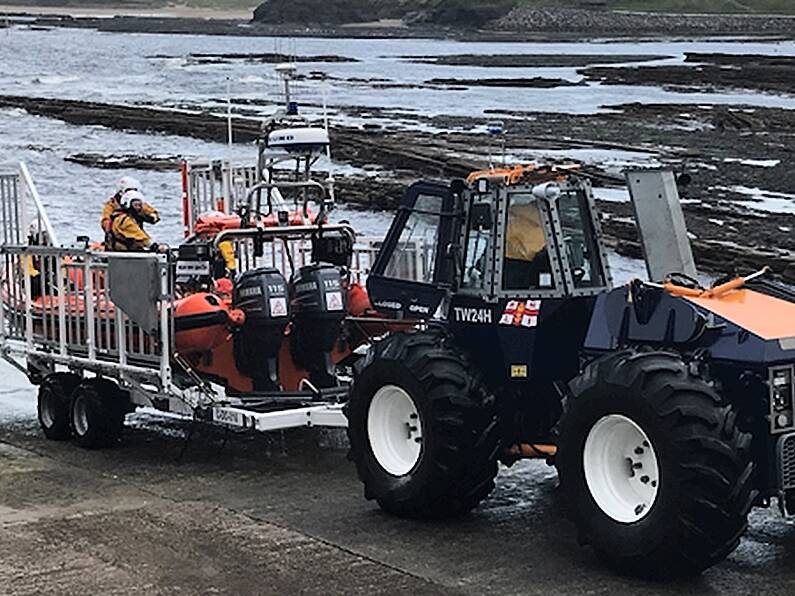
<box><xmin>347</xmin><ymin>328</ymin><xmax>501</xmax><ymax>519</ymax></box>
<box><xmin>559</xmin><ymin>349</ymin><xmax>756</xmax><ymax>578</ymax></box>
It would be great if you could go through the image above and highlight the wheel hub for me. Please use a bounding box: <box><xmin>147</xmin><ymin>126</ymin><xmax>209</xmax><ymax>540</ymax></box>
<box><xmin>367</xmin><ymin>385</ymin><xmax>423</xmax><ymax>477</ymax></box>
<box><xmin>583</xmin><ymin>414</ymin><xmax>660</xmax><ymax>523</ymax></box>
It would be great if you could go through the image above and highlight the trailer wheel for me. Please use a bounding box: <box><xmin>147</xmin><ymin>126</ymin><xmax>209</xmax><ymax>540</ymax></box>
<box><xmin>557</xmin><ymin>350</ymin><xmax>756</xmax><ymax>578</ymax></box>
<box><xmin>347</xmin><ymin>328</ymin><xmax>500</xmax><ymax>518</ymax></box>
<box><xmin>37</xmin><ymin>372</ymin><xmax>81</xmax><ymax>440</ymax></box>
<box><xmin>69</xmin><ymin>379</ymin><xmax>126</xmax><ymax>449</ymax></box>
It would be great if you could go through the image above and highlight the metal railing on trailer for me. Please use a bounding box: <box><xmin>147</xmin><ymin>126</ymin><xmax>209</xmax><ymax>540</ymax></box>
<box><xmin>0</xmin><ymin>162</ymin><xmax>58</xmax><ymax>247</ymax></box>
<box><xmin>0</xmin><ymin>246</ymin><xmax>170</xmax><ymax>383</ymax></box>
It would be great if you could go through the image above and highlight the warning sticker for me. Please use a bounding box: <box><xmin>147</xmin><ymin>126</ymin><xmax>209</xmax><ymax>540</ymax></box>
<box><xmin>499</xmin><ymin>300</ymin><xmax>541</xmax><ymax>328</ymax></box>
<box><xmin>269</xmin><ymin>297</ymin><xmax>288</xmax><ymax>317</ymax></box>
<box><xmin>325</xmin><ymin>291</ymin><xmax>344</xmax><ymax>312</ymax></box>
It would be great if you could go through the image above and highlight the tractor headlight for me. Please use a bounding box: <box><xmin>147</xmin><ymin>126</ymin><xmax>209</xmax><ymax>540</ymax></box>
<box><xmin>771</xmin><ymin>366</ymin><xmax>795</xmax><ymax>432</ymax></box>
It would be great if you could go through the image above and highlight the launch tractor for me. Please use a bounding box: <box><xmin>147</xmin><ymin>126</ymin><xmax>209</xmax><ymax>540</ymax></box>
<box><xmin>346</xmin><ymin>165</ymin><xmax>795</xmax><ymax>578</ymax></box>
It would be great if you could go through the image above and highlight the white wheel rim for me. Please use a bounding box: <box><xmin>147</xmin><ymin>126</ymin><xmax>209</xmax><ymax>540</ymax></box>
<box><xmin>367</xmin><ymin>384</ymin><xmax>423</xmax><ymax>477</ymax></box>
<box><xmin>73</xmin><ymin>396</ymin><xmax>89</xmax><ymax>437</ymax></box>
<box><xmin>583</xmin><ymin>414</ymin><xmax>660</xmax><ymax>523</ymax></box>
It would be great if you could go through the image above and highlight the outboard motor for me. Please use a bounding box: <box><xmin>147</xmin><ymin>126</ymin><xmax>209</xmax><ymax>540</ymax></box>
<box><xmin>233</xmin><ymin>267</ymin><xmax>290</xmax><ymax>391</ymax></box>
<box><xmin>289</xmin><ymin>264</ymin><xmax>347</xmax><ymax>388</ymax></box>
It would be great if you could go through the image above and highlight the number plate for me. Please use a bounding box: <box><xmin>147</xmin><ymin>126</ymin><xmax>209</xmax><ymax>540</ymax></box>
<box><xmin>213</xmin><ymin>408</ymin><xmax>243</xmax><ymax>427</ymax></box>
<box><xmin>176</xmin><ymin>261</ymin><xmax>211</xmax><ymax>276</ymax></box>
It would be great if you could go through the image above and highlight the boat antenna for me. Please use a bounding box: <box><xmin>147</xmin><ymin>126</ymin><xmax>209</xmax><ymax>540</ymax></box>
<box><xmin>322</xmin><ymin>84</ymin><xmax>331</xmax><ymax>160</ymax></box>
<box><xmin>322</xmin><ymin>83</ymin><xmax>335</xmax><ymax>205</ymax></box>
<box><xmin>226</xmin><ymin>76</ymin><xmax>234</xmax><ymax>147</ymax></box>
<box><xmin>486</xmin><ymin>120</ymin><xmax>506</xmax><ymax>169</ymax></box>
<box><xmin>275</xmin><ymin>61</ymin><xmax>298</xmax><ymax>115</ymax></box>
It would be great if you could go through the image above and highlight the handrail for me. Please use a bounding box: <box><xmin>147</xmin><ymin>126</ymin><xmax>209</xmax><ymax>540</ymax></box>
<box><xmin>245</xmin><ymin>179</ymin><xmax>327</xmax><ymax>218</ymax></box>
<box><xmin>213</xmin><ymin>223</ymin><xmax>356</xmax><ymax>248</ymax></box>
<box><xmin>19</xmin><ymin>162</ymin><xmax>58</xmax><ymax>247</ymax></box>
<box><xmin>244</xmin><ymin>180</ymin><xmax>328</xmax><ymax>202</ymax></box>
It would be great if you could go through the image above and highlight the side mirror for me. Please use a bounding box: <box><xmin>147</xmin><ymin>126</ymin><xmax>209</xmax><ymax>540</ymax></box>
<box><xmin>677</xmin><ymin>172</ymin><xmax>692</xmax><ymax>188</ymax></box>
<box><xmin>470</xmin><ymin>202</ymin><xmax>493</xmax><ymax>230</ymax></box>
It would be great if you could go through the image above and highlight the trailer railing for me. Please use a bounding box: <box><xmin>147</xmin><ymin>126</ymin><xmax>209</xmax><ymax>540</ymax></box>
<box><xmin>0</xmin><ymin>162</ymin><xmax>58</xmax><ymax>248</ymax></box>
<box><xmin>0</xmin><ymin>245</ymin><xmax>171</xmax><ymax>386</ymax></box>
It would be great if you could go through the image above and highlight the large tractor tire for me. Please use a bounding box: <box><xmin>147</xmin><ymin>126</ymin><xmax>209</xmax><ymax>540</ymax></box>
<box><xmin>37</xmin><ymin>372</ymin><xmax>81</xmax><ymax>440</ymax></box>
<box><xmin>346</xmin><ymin>328</ymin><xmax>501</xmax><ymax>518</ymax></box>
<box><xmin>69</xmin><ymin>378</ymin><xmax>127</xmax><ymax>449</ymax></box>
<box><xmin>557</xmin><ymin>350</ymin><xmax>756</xmax><ymax>578</ymax></box>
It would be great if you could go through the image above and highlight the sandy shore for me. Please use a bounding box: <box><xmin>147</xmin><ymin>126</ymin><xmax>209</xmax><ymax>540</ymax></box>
<box><xmin>0</xmin><ymin>3</ymin><xmax>256</xmax><ymax>20</ymax></box>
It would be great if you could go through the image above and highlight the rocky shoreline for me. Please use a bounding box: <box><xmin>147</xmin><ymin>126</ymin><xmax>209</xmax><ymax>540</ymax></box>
<box><xmin>581</xmin><ymin>53</ymin><xmax>795</xmax><ymax>95</ymax></box>
<box><xmin>1</xmin><ymin>94</ymin><xmax>793</xmax><ymax>280</ymax></box>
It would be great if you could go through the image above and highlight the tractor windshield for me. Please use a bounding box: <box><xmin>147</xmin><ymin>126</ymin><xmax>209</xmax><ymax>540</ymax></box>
<box><xmin>502</xmin><ymin>194</ymin><xmax>555</xmax><ymax>291</ymax></box>
<box><xmin>462</xmin><ymin>202</ymin><xmax>493</xmax><ymax>290</ymax></box>
<box><xmin>557</xmin><ymin>190</ymin><xmax>605</xmax><ymax>289</ymax></box>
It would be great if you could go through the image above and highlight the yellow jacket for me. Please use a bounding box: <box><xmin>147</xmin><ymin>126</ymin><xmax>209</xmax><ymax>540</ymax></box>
<box><xmin>218</xmin><ymin>240</ymin><xmax>237</xmax><ymax>272</ymax></box>
<box><xmin>101</xmin><ymin>198</ymin><xmax>118</xmax><ymax>233</ymax></box>
<box><xmin>101</xmin><ymin>198</ymin><xmax>159</xmax><ymax>233</ymax></box>
<box><xmin>109</xmin><ymin>212</ymin><xmax>152</xmax><ymax>251</ymax></box>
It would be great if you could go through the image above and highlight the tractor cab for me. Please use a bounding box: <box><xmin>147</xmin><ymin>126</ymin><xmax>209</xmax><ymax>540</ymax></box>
<box><xmin>458</xmin><ymin>166</ymin><xmax>610</xmax><ymax>298</ymax></box>
<box><xmin>367</xmin><ymin>165</ymin><xmax>611</xmax><ymax>383</ymax></box>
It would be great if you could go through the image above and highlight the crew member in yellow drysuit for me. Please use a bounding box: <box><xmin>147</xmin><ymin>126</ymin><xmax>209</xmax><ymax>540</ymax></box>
<box><xmin>108</xmin><ymin>190</ymin><xmax>162</xmax><ymax>252</ymax></box>
<box><xmin>101</xmin><ymin>177</ymin><xmax>160</xmax><ymax>249</ymax></box>
<box><xmin>215</xmin><ymin>240</ymin><xmax>237</xmax><ymax>279</ymax></box>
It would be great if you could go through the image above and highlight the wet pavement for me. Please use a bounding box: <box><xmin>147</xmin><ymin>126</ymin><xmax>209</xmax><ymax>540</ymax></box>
<box><xmin>2</xmin><ymin>398</ymin><xmax>795</xmax><ymax>596</ymax></box>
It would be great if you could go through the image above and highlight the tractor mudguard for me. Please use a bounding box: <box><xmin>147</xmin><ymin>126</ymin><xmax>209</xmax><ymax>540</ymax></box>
<box><xmin>593</xmin><ymin>284</ymin><xmax>707</xmax><ymax>347</ymax></box>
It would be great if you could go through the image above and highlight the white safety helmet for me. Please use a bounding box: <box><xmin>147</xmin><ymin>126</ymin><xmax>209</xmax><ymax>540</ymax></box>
<box><xmin>121</xmin><ymin>189</ymin><xmax>146</xmax><ymax>205</ymax></box>
<box><xmin>117</xmin><ymin>176</ymin><xmax>141</xmax><ymax>195</ymax></box>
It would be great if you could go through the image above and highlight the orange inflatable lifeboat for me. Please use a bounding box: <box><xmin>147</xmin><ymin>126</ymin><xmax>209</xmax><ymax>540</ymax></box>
<box><xmin>193</xmin><ymin>209</ymin><xmax>318</xmax><ymax>236</ymax></box>
<box><xmin>174</xmin><ymin>292</ymin><xmax>244</xmax><ymax>354</ymax></box>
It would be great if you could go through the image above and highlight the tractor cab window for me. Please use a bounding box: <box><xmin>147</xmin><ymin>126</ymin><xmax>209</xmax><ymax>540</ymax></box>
<box><xmin>503</xmin><ymin>194</ymin><xmax>555</xmax><ymax>291</ymax></box>
<box><xmin>462</xmin><ymin>201</ymin><xmax>493</xmax><ymax>290</ymax></box>
<box><xmin>382</xmin><ymin>194</ymin><xmax>442</xmax><ymax>283</ymax></box>
<box><xmin>558</xmin><ymin>190</ymin><xmax>605</xmax><ymax>289</ymax></box>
